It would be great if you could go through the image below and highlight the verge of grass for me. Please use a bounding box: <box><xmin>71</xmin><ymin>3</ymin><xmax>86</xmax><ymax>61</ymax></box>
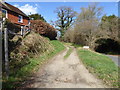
<box><xmin>62</xmin><ymin>42</ymin><xmax>73</xmax><ymax>46</ymax></box>
<box><xmin>62</xmin><ymin>42</ymin><xmax>82</xmax><ymax>48</ymax></box>
<box><xmin>3</xmin><ymin>40</ymin><xmax>65</xmax><ymax>88</ymax></box>
<box><xmin>77</xmin><ymin>48</ymin><xmax>119</xmax><ymax>88</ymax></box>
<box><xmin>64</xmin><ymin>47</ymin><xmax>73</xmax><ymax>59</ymax></box>
<box><xmin>71</xmin><ymin>43</ymin><xmax>83</xmax><ymax>48</ymax></box>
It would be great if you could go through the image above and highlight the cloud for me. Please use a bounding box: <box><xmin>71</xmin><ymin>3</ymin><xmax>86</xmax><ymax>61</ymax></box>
<box><xmin>35</xmin><ymin>4</ymin><xmax>38</xmax><ymax>7</ymax></box>
<box><xmin>14</xmin><ymin>4</ymin><xmax>38</xmax><ymax>15</ymax></box>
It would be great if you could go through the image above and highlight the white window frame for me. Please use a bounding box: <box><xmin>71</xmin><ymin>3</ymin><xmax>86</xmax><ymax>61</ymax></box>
<box><xmin>2</xmin><ymin>9</ymin><xmax>8</xmax><ymax>18</ymax></box>
<box><xmin>18</xmin><ymin>15</ymin><xmax>23</xmax><ymax>23</ymax></box>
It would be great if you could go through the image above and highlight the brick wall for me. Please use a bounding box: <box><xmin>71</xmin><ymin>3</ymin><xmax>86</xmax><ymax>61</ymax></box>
<box><xmin>7</xmin><ymin>10</ymin><xmax>29</xmax><ymax>26</ymax></box>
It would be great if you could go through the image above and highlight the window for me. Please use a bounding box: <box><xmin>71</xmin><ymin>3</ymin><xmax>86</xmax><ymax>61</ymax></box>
<box><xmin>18</xmin><ymin>15</ymin><xmax>23</xmax><ymax>23</ymax></box>
<box><xmin>28</xmin><ymin>19</ymin><xmax>31</xmax><ymax>25</ymax></box>
<box><xmin>2</xmin><ymin>9</ymin><xmax>8</xmax><ymax>18</ymax></box>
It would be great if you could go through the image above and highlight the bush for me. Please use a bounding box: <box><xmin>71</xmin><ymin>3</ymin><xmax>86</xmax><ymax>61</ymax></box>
<box><xmin>30</xmin><ymin>20</ymin><xmax>57</xmax><ymax>40</ymax></box>
<box><xmin>9</xmin><ymin>31</ymin><xmax>54</xmax><ymax>73</ymax></box>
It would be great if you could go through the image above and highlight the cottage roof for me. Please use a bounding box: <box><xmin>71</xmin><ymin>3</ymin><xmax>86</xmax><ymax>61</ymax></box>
<box><xmin>1</xmin><ymin>2</ymin><xmax>28</xmax><ymax>17</ymax></box>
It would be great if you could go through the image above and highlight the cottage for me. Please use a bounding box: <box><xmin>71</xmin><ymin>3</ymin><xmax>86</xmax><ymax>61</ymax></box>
<box><xmin>0</xmin><ymin>2</ymin><xmax>30</xmax><ymax>35</ymax></box>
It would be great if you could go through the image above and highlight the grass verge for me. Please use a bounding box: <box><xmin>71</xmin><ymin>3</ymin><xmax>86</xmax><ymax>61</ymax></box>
<box><xmin>77</xmin><ymin>48</ymin><xmax>119</xmax><ymax>88</ymax></box>
<box><xmin>71</xmin><ymin>43</ymin><xmax>83</xmax><ymax>48</ymax></box>
<box><xmin>64</xmin><ymin>47</ymin><xmax>73</xmax><ymax>59</ymax></box>
<box><xmin>3</xmin><ymin>40</ymin><xmax>65</xmax><ymax>88</ymax></box>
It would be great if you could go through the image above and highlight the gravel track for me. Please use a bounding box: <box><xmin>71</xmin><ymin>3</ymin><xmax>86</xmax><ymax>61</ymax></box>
<box><xmin>25</xmin><ymin>47</ymin><xmax>107</xmax><ymax>88</ymax></box>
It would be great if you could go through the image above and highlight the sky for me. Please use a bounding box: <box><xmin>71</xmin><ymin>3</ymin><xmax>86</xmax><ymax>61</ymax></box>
<box><xmin>6</xmin><ymin>2</ymin><xmax>118</xmax><ymax>23</ymax></box>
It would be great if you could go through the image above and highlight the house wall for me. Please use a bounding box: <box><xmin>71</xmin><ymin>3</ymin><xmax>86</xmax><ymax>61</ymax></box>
<box><xmin>7</xmin><ymin>10</ymin><xmax>29</xmax><ymax>26</ymax></box>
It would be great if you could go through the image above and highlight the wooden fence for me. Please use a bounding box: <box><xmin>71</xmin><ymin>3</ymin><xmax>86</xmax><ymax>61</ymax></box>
<box><xmin>1</xmin><ymin>19</ymin><xmax>31</xmax><ymax>78</ymax></box>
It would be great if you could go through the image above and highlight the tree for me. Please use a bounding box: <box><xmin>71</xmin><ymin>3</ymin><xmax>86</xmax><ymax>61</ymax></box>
<box><xmin>64</xmin><ymin>3</ymin><xmax>104</xmax><ymax>48</ymax></box>
<box><xmin>54</xmin><ymin>6</ymin><xmax>76</xmax><ymax>37</ymax></box>
<box><xmin>28</xmin><ymin>13</ymin><xmax>46</xmax><ymax>22</ymax></box>
<box><xmin>73</xmin><ymin>3</ymin><xmax>103</xmax><ymax>48</ymax></box>
<box><xmin>100</xmin><ymin>15</ymin><xmax>119</xmax><ymax>41</ymax></box>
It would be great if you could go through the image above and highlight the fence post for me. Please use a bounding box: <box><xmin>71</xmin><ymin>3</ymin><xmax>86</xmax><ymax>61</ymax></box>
<box><xmin>4</xmin><ymin>28</ymin><xmax>9</xmax><ymax>78</ymax></box>
<box><xmin>0</xmin><ymin>21</ymin><xmax>2</xmax><ymax>89</ymax></box>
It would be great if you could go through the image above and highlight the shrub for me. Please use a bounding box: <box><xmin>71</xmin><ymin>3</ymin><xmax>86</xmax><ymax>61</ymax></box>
<box><xmin>30</xmin><ymin>20</ymin><xmax>57</xmax><ymax>40</ymax></box>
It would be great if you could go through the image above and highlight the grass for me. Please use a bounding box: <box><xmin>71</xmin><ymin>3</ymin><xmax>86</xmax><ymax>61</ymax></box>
<box><xmin>51</xmin><ymin>40</ymin><xmax>65</xmax><ymax>54</ymax></box>
<box><xmin>77</xmin><ymin>48</ymin><xmax>119</xmax><ymax>88</ymax></box>
<box><xmin>62</xmin><ymin>43</ymin><xmax>81</xmax><ymax>59</ymax></box>
<box><xmin>3</xmin><ymin>40</ymin><xmax>65</xmax><ymax>88</ymax></box>
<box><xmin>71</xmin><ymin>43</ymin><xmax>83</xmax><ymax>48</ymax></box>
<box><xmin>62</xmin><ymin>42</ymin><xmax>82</xmax><ymax>48</ymax></box>
<box><xmin>64</xmin><ymin>47</ymin><xmax>73</xmax><ymax>59</ymax></box>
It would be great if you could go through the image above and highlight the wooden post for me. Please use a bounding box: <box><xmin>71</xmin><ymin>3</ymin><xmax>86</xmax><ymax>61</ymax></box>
<box><xmin>0</xmin><ymin>1</ymin><xmax>3</xmax><ymax>88</ymax></box>
<box><xmin>4</xmin><ymin>28</ymin><xmax>9</xmax><ymax>78</ymax></box>
<box><xmin>0</xmin><ymin>21</ymin><xmax>2</xmax><ymax>89</ymax></box>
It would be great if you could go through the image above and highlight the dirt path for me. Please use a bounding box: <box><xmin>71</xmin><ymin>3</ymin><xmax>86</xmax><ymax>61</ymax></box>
<box><xmin>27</xmin><ymin>47</ymin><xmax>107</xmax><ymax>88</ymax></box>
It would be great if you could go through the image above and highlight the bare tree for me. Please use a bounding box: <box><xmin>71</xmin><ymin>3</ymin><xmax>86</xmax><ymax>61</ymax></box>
<box><xmin>73</xmin><ymin>3</ymin><xmax>103</xmax><ymax>48</ymax></box>
<box><xmin>64</xmin><ymin>26</ymin><xmax>74</xmax><ymax>43</ymax></box>
<box><xmin>64</xmin><ymin>3</ymin><xmax>120</xmax><ymax>50</ymax></box>
<box><xmin>54</xmin><ymin>6</ymin><xmax>76</xmax><ymax>37</ymax></box>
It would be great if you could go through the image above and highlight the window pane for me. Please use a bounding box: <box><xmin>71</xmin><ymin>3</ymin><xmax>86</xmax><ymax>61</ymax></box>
<box><xmin>2</xmin><ymin>9</ymin><xmax>7</xmax><ymax>18</ymax></box>
<box><xmin>18</xmin><ymin>15</ymin><xmax>23</xmax><ymax>23</ymax></box>
<box><xmin>2</xmin><ymin>9</ymin><xmax>6</xmax><ymax>14</ymax></box>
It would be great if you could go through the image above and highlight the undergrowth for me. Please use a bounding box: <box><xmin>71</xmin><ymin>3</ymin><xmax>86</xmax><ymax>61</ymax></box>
<box><xmin>3</xmin><ymin>39</ymin><xmax>65</xmax><ymax>88</ymax></box>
